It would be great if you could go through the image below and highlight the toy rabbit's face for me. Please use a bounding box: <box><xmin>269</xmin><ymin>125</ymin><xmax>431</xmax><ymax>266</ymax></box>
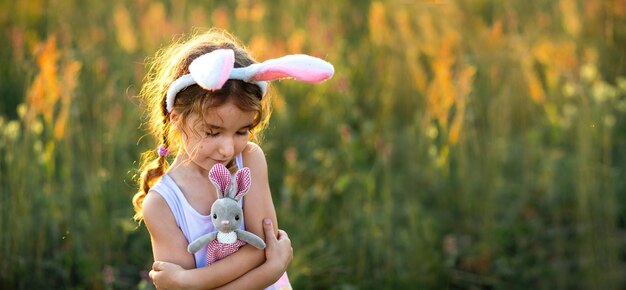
<box><xmin>211</xmin><ymin>198</ymin><xmax>242</xmax><ymax>232</ymax></box>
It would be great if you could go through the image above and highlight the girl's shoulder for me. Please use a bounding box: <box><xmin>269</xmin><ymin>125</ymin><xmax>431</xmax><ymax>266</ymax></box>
<box><xmin>244</xmin><ymin>141</ymin><xmax>262</xmax><ymax>153</ymax></box>
<box><xmin>142</xmin><ymin>189</ymin><xmax>172</xmax><ymax>226</ymax></box>
<box><xmin>242</xmin><ymin>141</ymin><xmax>268</xmax><ymax>170</ymax></box>
<box><xmin>243</xmin><ymin>141</ymin><xmax>265</xmax><ymax>160</ymax></box>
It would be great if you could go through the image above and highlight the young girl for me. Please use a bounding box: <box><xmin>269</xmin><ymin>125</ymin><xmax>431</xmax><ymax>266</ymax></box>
<box><xmin>131</xmin><ymin>29</ymin><xmax>333</xmax><ymax>289</ymax></box>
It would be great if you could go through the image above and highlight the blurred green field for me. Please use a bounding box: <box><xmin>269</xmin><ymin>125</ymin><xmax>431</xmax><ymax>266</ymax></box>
<box><xmin>1</xmin><ymin>0</ymin><xmax>626</xmax><ymax>289</ymax></box>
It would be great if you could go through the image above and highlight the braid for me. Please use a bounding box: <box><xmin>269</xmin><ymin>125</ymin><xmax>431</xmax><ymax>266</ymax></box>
<box><xmin>155</xmin><ymin>131</ymin><xmax>170</xmax><ymax>173</ymax></box>
<box><xmin>132</xmin><ymin>106</ymin><xmax>171</xmax><ymax>222</ymax></box>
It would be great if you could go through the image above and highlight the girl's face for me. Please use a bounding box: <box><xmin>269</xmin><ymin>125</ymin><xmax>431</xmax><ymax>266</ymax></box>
<box><xmin>174</xmin><ymin>101</ymin><xmax>256</xmax><ymax>174</ymax></box>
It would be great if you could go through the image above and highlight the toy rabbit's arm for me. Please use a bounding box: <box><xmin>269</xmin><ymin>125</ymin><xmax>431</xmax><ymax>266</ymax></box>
<box><xmin>235</xmin><ymin>229</ymin><xmax>266</xmax><ymax>249</ymax></box>
<box><xmin>187</xmin><ymin>232</ymin><xmax>218</xmax><ymax>253</ymax></box>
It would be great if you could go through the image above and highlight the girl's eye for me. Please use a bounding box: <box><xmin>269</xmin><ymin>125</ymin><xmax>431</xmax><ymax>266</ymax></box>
<box><xmin>236</xmin><ymin>130</ymin><xmax>249</xmax><ymax>136</ymax></box>
<box><xmin>212</xmin><ymin>214</ymin><xmax>217</xmax><ymax>219</ymax></box>
<box><xmin>205</xmin><ymin>131</ymin><xmax>219</xmax><ymax>137</ymax></box>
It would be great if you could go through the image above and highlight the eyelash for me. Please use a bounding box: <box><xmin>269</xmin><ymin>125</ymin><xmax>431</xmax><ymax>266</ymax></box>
<box><xmin>204</xmin><ymin>130</ymin><xmax>249</xmax><ymax>138</ymax></box>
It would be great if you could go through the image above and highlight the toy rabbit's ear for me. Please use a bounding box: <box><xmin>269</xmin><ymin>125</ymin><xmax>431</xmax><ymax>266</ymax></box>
<box><xmin>209</xmin><ymin>163</ymin><xmax>231</xmax><ymax>198</ymax></box>
<box><xmin>233</xmin><ymin>167</ymin><xmax>251</xmax><ymax>200</ymax></box>
<box><xmin>188</xmin><ymin>49</ymin><xmax>235</xmax><ymax>91</ymax></box>
<box><xmin>239</xmin><ymin>54</ymin><xmax>334</xmax><ymax>83</ymax></box>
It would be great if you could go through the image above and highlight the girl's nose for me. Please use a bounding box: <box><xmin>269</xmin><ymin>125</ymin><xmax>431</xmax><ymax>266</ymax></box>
<box><xmin>218</xmin><ymin>137</ymin><xmax>234</xmax><ymax>158</ymax></box>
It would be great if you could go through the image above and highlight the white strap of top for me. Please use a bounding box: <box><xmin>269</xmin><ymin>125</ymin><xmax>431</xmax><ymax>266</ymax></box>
<box><xmin>235</xmin><ymin>153</ymin><xmax>243</xmax><ymax>169</ymax></box>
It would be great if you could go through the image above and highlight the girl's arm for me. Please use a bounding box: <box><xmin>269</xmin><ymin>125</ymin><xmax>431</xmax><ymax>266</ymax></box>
<box><xmin>142</xmin><ymin>190</ymin><xmax>197</xmax><ymax>270</ymax></box>
<box><xmin>145</xmin><ymin>142</ymin><xmax>283</xmax><ymax>289</ymax></box>
<box><xmin>215</xmin><ymin>220</ymin><xmax>293</xmax><ymax>290</ymax></box>
<box><xmin>143</xmin><ymin>192</ymin><xmax>264</xmax><ymax>289</ymax></box>
<box><xmin>239</xmin><ymin>142</ymin><xmax>280</xmax><ymax>259</ymax></box>
<box><xmin>151</xmin><ymin>219</ymin><xmax>293</xmax><ymax>290</ymax></box>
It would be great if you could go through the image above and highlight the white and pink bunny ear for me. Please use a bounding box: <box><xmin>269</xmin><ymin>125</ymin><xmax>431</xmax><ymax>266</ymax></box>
<box><xmin>230</xmin><ymin>54</ymin><xmax>334</xmax><ymax>83</ymax></box>
<box><xmin>166</xmin><ymin>49</ymin><xmax>335</xmax><ymax>112</ymax></box>
<box><xmin>208</xmin><ymin>163</ymin><xmax>231</xmax><ymax>198</ymax></box>
<box><xmin>166</xmin><ymin>49</ymin><xmax>236</xmax><ymax>112</ymax></box>
<box><xmin>188</xmin><ymin>49</ymin><xmax>234</xmax><ymax>91</ymax></box>
<box><xmin>233</xmin><ymin>167</ymin><xmax>251</xmax><ymax>200</ymax></box>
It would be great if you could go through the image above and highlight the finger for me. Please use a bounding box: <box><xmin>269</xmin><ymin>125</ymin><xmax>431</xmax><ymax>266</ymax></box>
<box><xmin>152</xmin><ymin>261</ymin><xmax>162</xmax><ymax>271</ymax></box>
<box><xmin>277</xmin><ymin>229</ymin><xmax>290</xmax><ymax>240</ymax></box>
<box><xmin>263</xmin><ymin>218</ymin><xmax>277</xmax><ymax>244</ymax></box>
<box><xmin>152</xmin><ymin>261</ymin><xmax>173</xmax><ymax>271</ymax></box>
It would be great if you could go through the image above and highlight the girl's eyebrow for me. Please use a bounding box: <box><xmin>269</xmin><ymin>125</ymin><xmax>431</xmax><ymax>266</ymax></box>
<box><xmin>204</xmin><ymin>124</ymin><xmax>222</xmax><ymax>130</ymax></box>
<box><xmin>240</xmin><ymin>123</ymin><xmax>253</xmax><ymax>129</ymax></box>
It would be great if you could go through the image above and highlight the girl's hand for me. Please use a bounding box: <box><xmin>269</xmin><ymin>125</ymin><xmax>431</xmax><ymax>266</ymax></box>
<box><xmin>262</xmin><ymin>218</ymin><xmax>293</xmax><ymax>275</ymax></box>
<box><xmin>149</xmin><ymin>261</ymin><xmax>186</xmax><ymax>290</ymax></box>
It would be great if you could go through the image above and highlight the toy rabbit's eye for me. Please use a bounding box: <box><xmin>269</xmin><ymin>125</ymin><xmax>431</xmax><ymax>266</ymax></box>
<box><xmin>235</xmin><ymin>215</ymin><xmax>240</xmax><ymax>221</ymax></box>
<box><xmin>213</xmin><ymin>214</ymin><xmax>217</xmax><ymax>219</ymax></box>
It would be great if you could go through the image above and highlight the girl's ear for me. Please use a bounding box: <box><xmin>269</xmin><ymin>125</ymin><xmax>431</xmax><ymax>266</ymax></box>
<box><xmin>169</xmin><ymin>111</ymin><xmax>181</xmax><ymax>131</ymax></box>
<box><xmin>233</xmin><ymin>167</ymin><xmax>251</xmax><ymax>200</ymax></box>
<box><xmin>209</xmin><ymin>163</ymin><xmax>231</xmax><ymax>198</ymax></box>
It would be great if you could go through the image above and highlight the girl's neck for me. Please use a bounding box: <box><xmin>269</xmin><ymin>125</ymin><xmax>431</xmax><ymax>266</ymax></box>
<box><xmin>168</xmin><ymin>150</ymin><xmax>209</xmax><ymax>178</ymax></box>
<box><xmin>167</xmin><ymin>150</ymin><xmax>218</xmax><ymax>214</ymax></box>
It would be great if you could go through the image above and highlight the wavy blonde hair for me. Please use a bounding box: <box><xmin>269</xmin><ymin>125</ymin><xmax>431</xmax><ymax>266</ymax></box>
<box><xmin>132</xmin><ymin>29</ymin><xmax>271</xmax><ymax>222</ymax></box>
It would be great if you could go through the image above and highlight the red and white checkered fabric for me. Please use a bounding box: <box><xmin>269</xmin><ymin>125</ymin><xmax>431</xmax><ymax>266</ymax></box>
<box><xmin>205</xmin><ymin>239</ymin><xmax>247</xmax><ymax>265</ymax></box>
<box><xmin>209</xmin><ymin>164</ymin><xmax>231</xmax><ymax>196</ymax></box>
<box><xmin>234</xmin><ymin>167</ymin><xmax>251</xmax><ymax>198</ymax></box>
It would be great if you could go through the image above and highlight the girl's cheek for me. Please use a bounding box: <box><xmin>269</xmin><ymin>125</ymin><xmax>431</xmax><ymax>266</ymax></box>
<box><xmin>236</xmin><ymin>138</ymin><xmax>247</xmax><ymax>151</ymax></box>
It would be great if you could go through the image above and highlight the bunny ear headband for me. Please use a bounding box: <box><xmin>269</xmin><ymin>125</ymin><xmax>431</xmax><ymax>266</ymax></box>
<box><xmin>165</xmin><ymin>49</ymin><xmax>335</xmax><ymax>112</ymax></box>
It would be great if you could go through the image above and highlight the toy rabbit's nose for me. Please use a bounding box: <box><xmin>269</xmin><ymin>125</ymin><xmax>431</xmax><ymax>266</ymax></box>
<box><xmin>221</xmin><ymin>220</ymin><xmax>230</xmax><ymax>226</ymax></box>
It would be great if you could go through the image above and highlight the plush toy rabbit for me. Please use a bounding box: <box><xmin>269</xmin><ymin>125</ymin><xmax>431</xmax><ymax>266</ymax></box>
<box><xmin>187</xmin><ymin>163</ymin><xmax>266</xmax><ymax>265</ymax></box>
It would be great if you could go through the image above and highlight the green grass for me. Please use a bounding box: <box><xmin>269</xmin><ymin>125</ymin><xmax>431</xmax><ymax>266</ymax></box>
<box><xmin>1</xmin><ymin>0</ymin><xmax>625</xmax><ymax>289</ymax></box>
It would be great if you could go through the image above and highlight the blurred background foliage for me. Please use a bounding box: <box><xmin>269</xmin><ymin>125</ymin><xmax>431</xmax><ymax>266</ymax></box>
<box><xmin>1</xmin><ymin>0</ymin><xmax>626</xmax><ymax>289</ymax></box>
